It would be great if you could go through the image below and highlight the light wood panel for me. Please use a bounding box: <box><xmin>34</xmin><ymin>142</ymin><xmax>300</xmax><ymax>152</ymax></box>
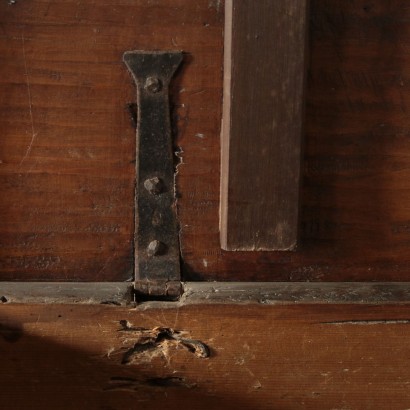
<box><xmin>2</xmin><ymin>302</ymin><xmax>410</xmax><ymax>409</ymax></box>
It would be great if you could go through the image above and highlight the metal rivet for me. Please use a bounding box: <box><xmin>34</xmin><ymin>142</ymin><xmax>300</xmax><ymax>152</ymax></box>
<box><xmin>144</xmin><ymin>76</ymin><xmax>162</xmax><ymax>93</ymax></box>
<box><xmin>144</xmin><ymin>177</ymin><xmax>163</xmax><ymax>195</ymax></box>
<box><xmin>147</xmin><ymin>240</ymin><xmax>164</xmax><ymax>257</ymax></box>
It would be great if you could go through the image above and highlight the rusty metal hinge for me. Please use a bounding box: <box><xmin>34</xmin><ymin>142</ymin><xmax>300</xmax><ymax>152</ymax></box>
<box><xmin>123</xmin><ymin>50</ymin><xmax>183</xmax><ymax>300</ymax></box>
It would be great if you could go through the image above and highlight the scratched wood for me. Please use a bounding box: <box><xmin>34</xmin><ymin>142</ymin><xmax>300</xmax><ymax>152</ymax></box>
<box><xmin>220</xmin><ymin>0</ymin><xmax>308</xmax><ymax>251</ymax></box>
<box><xmin>0</xmin><ymin>0</ymin><xmax>223</xmax><ymax>280</ymax></box>
<box><xmin>2</xmin><ymin>302</ymin><xmax>410</xmax><ymax>409</ymax></box>
<box><xmin>179</xmin><ymin>0</ymin><xmax>410</xmax><ymax>281</ymax></box>
<box><xmin>3</xmin><ymin>0</ymin><xmax>410</xmax><ymax>282</ymax></box>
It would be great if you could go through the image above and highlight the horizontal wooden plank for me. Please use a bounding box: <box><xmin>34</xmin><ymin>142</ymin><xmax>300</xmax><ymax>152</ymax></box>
<box><xmin>0</xmin><ymin>282</ymin><xmax>133</xmax><ymax>305</ymax></box>
<box><xmin>178</xmin><ymin>282</ymin><xmax>410</xmax><ymax>305</ymax></box>
<box><xmin>2</xmin><ymin>281</ymin><xmax>410</xmax><ymax>306</ymax></box>
<box><xmin>2</xmin><ymin>302</ymin><xmax>410</xmax><ymax>409</ymax></box>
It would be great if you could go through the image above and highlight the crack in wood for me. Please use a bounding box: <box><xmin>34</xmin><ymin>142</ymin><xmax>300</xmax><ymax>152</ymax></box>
<box><xmin>104</xmin><ymin>376</ymin><xmax>196</xmax><ymax>391</ymax></box>
<box><xmin>320</xmin><ymin>319</ymin><xmax>410</xmax><ymax>325</ymax></box>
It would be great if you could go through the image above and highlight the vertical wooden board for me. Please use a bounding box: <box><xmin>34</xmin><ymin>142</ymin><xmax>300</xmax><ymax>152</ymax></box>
<box><xmin>180</xmin><ymin>0</ymin><xmax>410</xmax><ymax>282</ymax></box>
<box><xmin>220</xmin><ymin>0</ymin><xmax>308</xmax><ymax>250</ymax></box>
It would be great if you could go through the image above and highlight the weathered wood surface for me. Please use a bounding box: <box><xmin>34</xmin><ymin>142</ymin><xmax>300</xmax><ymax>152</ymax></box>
<box><xmin>2</xmin><ymin>302</ymin><xmax>410</xmax><ymax>409</ymax></box>
<box><xmin>181</xmin><ymin>0</ymin><xmax>410</xmax><ymax>281</ymax></box>
<box><xmin>0</xmin><ymin>0</ymin><xmax>223</xmax><ymax>281</ymax></box>
<box><xmin>0</xmin><ymin>282</ymin><xmax>133</xmax><ymax>305</ymax></box>
<box><xmin>178</xmin><ymin>282</ymin><xmax>410</xmax><ymax>305</ymax></box>
<box><xmin>3</xmin><ymin>281</ymin><xmax>410</xmax><ymax>305</ymax></box>
<box><xmin>220</xmin><ymin>0</ymin><xmax>307</xmax><ymax>251</ymax></box>
<box><xmin>2</xmin><ymin>0</ymin><xmax>410</xmax><ymax>282</ymax></box>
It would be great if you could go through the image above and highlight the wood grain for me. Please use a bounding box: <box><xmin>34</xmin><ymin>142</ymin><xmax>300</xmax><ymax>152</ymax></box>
<box><xmin>0</xmin><ymin>0</ymin><xmax>223</xmax><ymax>281</ymax></box>
<box><xmin>220</xmin><ymin>0</ymin><xmax>308</xmax><ymax>251</ymax></box>
<box><xmin>180</xmin><ymin>0</ymin><xmax>410</xmax><ymax>281</ymax></box>
<box><xmin>2</xmin><ymin>302</ymin><xmax>410</xmax><ymax>409</ymax></box>
<box><xmin>0</xmin><ymin>282</ymin><xmax>133</xmax><ymax>304</ymax></box>
<box><xmin>3</xmin><ymin>0</ymin><xmax>410</xmax><ymax>282</ymax></box>
<box><xmin>3</xmin><ymin>281</ymin><xmax>410</xmax><ymax>305</ymax></box>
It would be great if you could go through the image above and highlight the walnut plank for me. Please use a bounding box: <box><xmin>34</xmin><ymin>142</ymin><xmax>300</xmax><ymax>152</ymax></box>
<box><xmin>220</xmin><ymin>0</ymin><xmax>308</xmax><ymax>250</ymax></box>
<box><xmin>2</xmin><ymin>303</ymin><xmax>410</xmax><ymax>409</ymax></box>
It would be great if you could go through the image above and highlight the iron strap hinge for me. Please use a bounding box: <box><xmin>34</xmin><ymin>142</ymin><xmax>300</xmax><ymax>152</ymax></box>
<box><xmin>123</xmin><ymin>51</ymin><xmax>183</xmax><ymax>300</ymax></box>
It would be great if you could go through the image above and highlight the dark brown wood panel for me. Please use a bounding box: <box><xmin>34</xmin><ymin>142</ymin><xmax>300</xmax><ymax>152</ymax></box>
<box><xmin>0</xmin><ymin>0</ymin><xmax>223</xmax><ymax>281</ymax></box>
<box><xmin>220</xmin><ymin>0</ymin><xmax>307</xmax><ymax>251</ymax></box>
<box><xmin>3</xmin><ymin>0</ymin><xmax>410</xmax><ymax>283</ymax></box>
<box><xmin>180</xmin><ymin>0</ymin><xmax>410</xmax><ymax>281</ymax></box>
<box><xmin>2</xmin><ymin>302</ymin><xmax>410</xmax><ymax>409</ymax></box>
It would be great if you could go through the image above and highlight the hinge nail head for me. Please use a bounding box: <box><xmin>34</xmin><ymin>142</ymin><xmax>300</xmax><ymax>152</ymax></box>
<box><xmin>145</xmin><ymin>76</ymin><xmax>162</xmax><ymax>93</ymax></box>
<box><xmin>144</xmin><ymin>177</ymin><xmax>163</xmax><ymax>195</ymax></box>
<box><xmin>147</xmin><ymin>240</ymin><xmax>165</xmax><ymax>257</ymax></box>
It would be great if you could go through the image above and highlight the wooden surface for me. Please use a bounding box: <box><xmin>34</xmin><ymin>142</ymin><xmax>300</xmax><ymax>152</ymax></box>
<box><xmin>2</xmin><ymin>0</ymin><xmax>410</xmax><ymax>282</ymax></box>
<box><xmin>220</xmin><ymin>0</ymin><xmax>307</xmax><ymax>251</ymax></box>
<box><xmin>0</xmin><ymin>0</ymin><xmax>137</xmax><ymax>280</ymax></box>
<box><xmin>177</xmin><ymin>282</ymin><xmax>410</xmax><ymax>305</ymax></box>
<box><xmin>4</xmin><ymin>281</ymin><xmax>410</xmax><ymax>305</ymax></box>
<box><xmin>0</xmin><ymin>0</ymin><xmax>223</xmax><ymax>281</ymax></box>
<box><xmin>2</xmin><ymin>302</ymin><xmax>410</xmax><ymax>409</ymax></box>
<box><xmin>180</xmin><ymin>0</ymin><xmax>410</xmax><ymax>281</ymax></box>
<box><xmin>0</xmin><ymin>282</ymin><xmax>133</xmax><ymax>305</ymax></box>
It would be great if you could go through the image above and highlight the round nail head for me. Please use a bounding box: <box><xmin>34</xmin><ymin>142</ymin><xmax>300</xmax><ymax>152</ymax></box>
<box><xmin>144</xmin><ymin>177</ymin><xmax>163</xmax><ymax>195</ymax></box>
<box><xmin>145</xmin><ymin>76</ymin><xmax>162</xmax><ymax>93</ymax></box>
<box><xmin>147</xmin><ymin>240</ymin><xmax>164</xmax><ymax>257</ymax></box>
